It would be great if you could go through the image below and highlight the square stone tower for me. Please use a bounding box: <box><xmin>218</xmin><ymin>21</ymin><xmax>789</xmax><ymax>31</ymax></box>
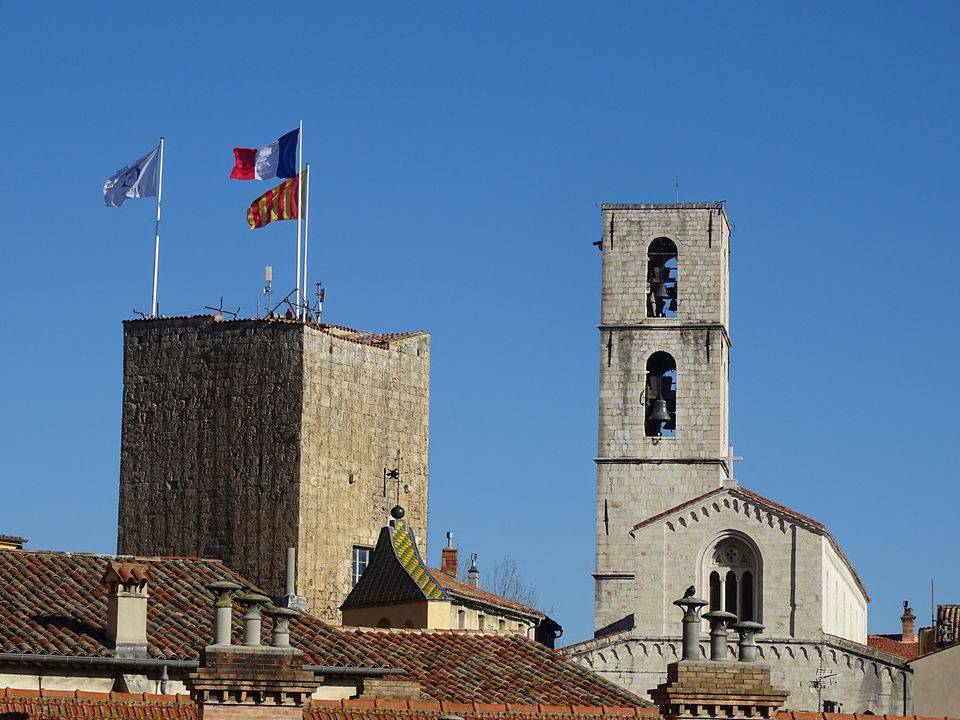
<box><xmin>117</xmin><ymin>316</ymin><xmax>429</xmax><ymax>623</ymax></box>
<box><xmin>595</xmin><ymin>203</ymin><xmax>731</xmax><ymax>631</ymax></box>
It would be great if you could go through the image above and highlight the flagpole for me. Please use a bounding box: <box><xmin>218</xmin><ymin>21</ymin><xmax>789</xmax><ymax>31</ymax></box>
<box><xmin>152</xmin><ymin>137</ymin><xmax>164</xmax><ymax>318</ymax></box>
<box><xmin>295</xmin><ymin>119</ymin><xmax>303</xmax><ymax>319</ymax></box>
<box><xmin>303</xmin><ymin>163</ymin><xmax>310</xmax><ymax>321</ymax></box>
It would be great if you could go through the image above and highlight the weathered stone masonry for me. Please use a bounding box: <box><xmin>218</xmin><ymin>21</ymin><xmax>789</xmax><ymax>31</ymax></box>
<box><xmin>118</xmin><ymin>316</ymin><xmax>429</xmax><ymax>623</ymax></box>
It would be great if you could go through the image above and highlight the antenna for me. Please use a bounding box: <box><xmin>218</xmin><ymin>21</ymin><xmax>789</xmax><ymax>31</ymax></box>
<box><xmin>314</xmin><ymin>281</ymin><xmax>325</xmax><ymax>323</ymax></box>
<box><xmin>263</xmin><ymin>266</ymin><xmax>273</xmax><ymax>317</ymax></box>
<box><xmin>675</xmin><ymin>176</ymin><xmax>680</xmax><ymax>203</ymax></box>
<box><xmin>204</xmin><ymin>297</ymin><xmax>239</xmax><ymax>320</ymax></box>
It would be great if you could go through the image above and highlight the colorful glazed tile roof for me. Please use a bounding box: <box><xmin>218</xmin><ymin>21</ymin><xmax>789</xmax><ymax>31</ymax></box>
<box><xmin>0</xmin><ymin>549</ymin><xmax>638</xmax><ymax>706</ymax></box>
<box><xmin>341</xmin><ymin>525</ymin><xmax>449</xmax><ymax>612</ymax></box>
<box><xmin>392</xmin><ymin>524</ymin><xmax>445</xmax><ymax>600</ymax></box>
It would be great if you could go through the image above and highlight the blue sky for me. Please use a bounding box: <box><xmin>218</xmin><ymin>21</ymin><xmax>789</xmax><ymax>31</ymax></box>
<box><xmin>1</xmin><ymin>2</ymin><xmax>958</xmax><ymax>644</ymax></box>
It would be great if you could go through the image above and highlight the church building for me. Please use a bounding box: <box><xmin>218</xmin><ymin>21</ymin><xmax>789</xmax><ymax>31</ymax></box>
<box><xmin>563</xmin><ymin>204</ymin><xmax>910</xmax><ymax>713</ymax></box>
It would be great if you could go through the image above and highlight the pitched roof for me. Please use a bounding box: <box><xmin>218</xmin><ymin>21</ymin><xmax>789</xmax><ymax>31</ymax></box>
<box><xmin>341</xmin><ymin>523</ymin><xmax>545</xmax><ymax>621</ymax></box>
<box><xmin>867</xmin><ymin>634</ymin><xmax>920</xmax><ymax>661</ymax></box>
<box><xmin>629</xmin><ymin>484</ymin><xmax>869</xmax><ymax>601</ymax></box>
<box><xmin>341</xmin><ymin>525</ymin><xmax>447</xmax><ymax>611</ymax></box>
<box><xmin>0</xmin><ymin>549</ymin><xmax>639</xmax><ymax>707</ymax></box>
<box><xmin>429</xmin><ymin>569</ymin><xmax>544</xmax><ymax>620</ymax></box>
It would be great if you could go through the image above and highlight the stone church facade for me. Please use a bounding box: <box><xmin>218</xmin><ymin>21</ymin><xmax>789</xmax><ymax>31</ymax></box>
<box><xmin>563</xmin><ymin>204</ymin><xmax>910</xmax><ymax>713</ymax></box>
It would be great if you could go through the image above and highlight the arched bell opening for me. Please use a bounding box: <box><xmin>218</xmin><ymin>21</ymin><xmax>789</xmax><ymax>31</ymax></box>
<box><xmin>647</xmin><ymin>237</ymin><xmax>678</xmax><ymax>318</ymax></box>
<box><xmin>645</xmin><ymin>351</ymin><xmax>677</xmax><ymax>437</ymax></box>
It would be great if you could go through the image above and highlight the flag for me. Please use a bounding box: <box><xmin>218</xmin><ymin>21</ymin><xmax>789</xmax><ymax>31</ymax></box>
<box><xmin>247</xmin><ymin>171</ymin><xmax>304</xmax><ymax>229</ymax></box>
<box><xmin>103</xmin><ymin>145</ymin><xmax>161</xmax><ymax>207</ymax></box>
<box><xmin>230</xmin><ymin>128</ymin><xmax>299</xmax><ymax>180</ymax></box>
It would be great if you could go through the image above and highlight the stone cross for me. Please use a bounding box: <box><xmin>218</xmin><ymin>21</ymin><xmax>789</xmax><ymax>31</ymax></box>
<box><xmin>723</xmin><ymin>446</ymin><xmax>743</xmax><ymax>488</ymax></box>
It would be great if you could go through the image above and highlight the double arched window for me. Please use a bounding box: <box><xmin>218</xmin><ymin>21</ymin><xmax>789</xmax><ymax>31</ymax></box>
<box><xmin>647</xmin><ymin>237</ymin><xmax>678</xmax><ymax>318</ymax></box>
<box><xmin>645</xmin><ymin>351</ymin><xmax>676</xmax><ymax>437</ymax></box>
<box><xmin>705</xmin><ymin>535</ymin><xmax>760</xmax><ymax>622</ymax></box>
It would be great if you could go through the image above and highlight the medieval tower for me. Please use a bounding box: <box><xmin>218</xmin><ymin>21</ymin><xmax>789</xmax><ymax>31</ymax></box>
<box><xmin>594</xmin><ymin>202</ymin><xmax>731</xmax><ymax>633</ymax></box>
<box><xmin>117</xmin><ymin>316</ymin><xmax>429</xmax><ymax>623</ymax></box>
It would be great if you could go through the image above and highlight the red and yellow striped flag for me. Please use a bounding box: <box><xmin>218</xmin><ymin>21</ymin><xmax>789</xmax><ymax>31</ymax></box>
<box><xmin>246</xmin><ymin>171</ymin><xmax>304</xmax><ymax>229</ymax></box>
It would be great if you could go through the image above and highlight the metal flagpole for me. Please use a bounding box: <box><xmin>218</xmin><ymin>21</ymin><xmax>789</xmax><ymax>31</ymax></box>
<box><xmin>295</xmin><ymin>120</ymin><xmax>303</xmax><ymax>319</ymax></box>
<box><xmin>303</xmin><ymin>163</ymin><xmax>310</xmax><ymax>320</ymax></box>
<box><xmin>151</xmin><ymin>137</ymin><xmax>165</xmax><ymax>317</ymax></box>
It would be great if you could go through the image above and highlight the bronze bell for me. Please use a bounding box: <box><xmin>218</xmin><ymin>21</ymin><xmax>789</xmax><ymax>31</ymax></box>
<box><xmin>648</xmin><ymin>398</ymin><xmax>671</xmax><ymax>422</ymax></box>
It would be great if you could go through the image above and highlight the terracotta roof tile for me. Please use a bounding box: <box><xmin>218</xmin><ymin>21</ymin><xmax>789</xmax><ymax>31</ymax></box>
<box><xmin>0</xmin><ymin>550</ymin><xmax>639</xmax><ymax>707</ymax></box>
<box><xmin>867</xmin><ymin>634</ymin><xmax>921</xmax><ymax>661</ymax></box>
<box><xmin>430</xmin><ymin>569</ymin><xmax>544</xmax><ymax>620</ymax></box>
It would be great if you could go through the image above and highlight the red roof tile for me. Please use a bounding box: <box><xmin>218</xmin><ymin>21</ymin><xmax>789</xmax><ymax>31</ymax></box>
<box><xmin>0</xmin><ymin>550</ymin><xmax>640</xmax><ymax>707</ymax></box>
<box><xmin>430</xmin><ymin>569</ymin><xmax>544</xmax><ymax>620</ymax></box>
<box><xmin>867</xmin><ymin>634</ymin><xmax>921</xmax><ymax>661</ymax></box>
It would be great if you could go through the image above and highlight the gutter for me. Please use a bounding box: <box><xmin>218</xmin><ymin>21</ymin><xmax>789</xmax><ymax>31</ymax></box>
<box><xmin>0</xmin><ymin>653</ymin><xmax>404</xmax><ymax>677</ymax></box>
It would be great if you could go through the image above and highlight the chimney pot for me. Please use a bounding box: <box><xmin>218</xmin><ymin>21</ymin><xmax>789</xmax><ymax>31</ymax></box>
<box><xmin>702</xmin><ymin>610</ymin><xmax>738</xmax><ymax>661</ymax></box>
<box><xmin>468</xmin><ymin>553</ymin><xmax>479</xmax><ymax>588</ymax></box>
<box><xmin>732</xmin><ymin>621</ymin><xmax>764</xmax><ymax>662</ymax></box>
<box><xmin>264</xmin><ymin>606</ymin><xmax>298</xmax><ymax>648</ymax></box>
<box><xmin>205</xmin><ymin>580</ymin><xmax>242</xmax><ymax>646</ymax></box>
<box><xmin>673</xmin><ymin>593</ymin><xmax>708</xmax><ymax>660</ymax></box>
<box><xmin>237</xmin><ymin>593</ymin><xmax>271</xmax><ymax>646</ymax></box>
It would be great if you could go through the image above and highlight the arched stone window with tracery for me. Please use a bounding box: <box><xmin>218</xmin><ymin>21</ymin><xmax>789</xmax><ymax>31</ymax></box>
<box><xmin>704</xmin><ymin>535</ymin><xmax>760</xmax><ymax>622</ymax></box>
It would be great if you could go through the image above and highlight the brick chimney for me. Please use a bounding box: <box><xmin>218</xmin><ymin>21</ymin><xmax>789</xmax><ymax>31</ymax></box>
<box><xmin>441</xmin><ymin>532</ymin><xmax>458</xmax><ymax>577</ymax></box>
<box><xmin>188</xmin><ymin>588</ymin><xmax>319</xmax><ymax>720</ymax></box>
<box><xmin>101</xmin><ymin>561</ymin><xmax>152</xmax><ymax>658</ymax></box>
<box><xmin>650</xmin><ymin>591</ymin><xmax>788</xmax><ymax>720</ymax></box>
<box><xmin>901</xmin><ymin>600</ymin><xmax>917</xmax><ymax>643</ymax></box>
<box><xmin>468</xmin><ymin>553</ymin><xmax>479</xmax><ymax>588</ymax></box>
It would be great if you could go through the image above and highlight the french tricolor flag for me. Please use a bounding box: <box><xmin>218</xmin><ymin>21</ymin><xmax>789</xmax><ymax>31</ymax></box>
<box><xmin>229</xmin><ymin>128</ymin><xmax>299</xmax><ymax>180</ymax></box>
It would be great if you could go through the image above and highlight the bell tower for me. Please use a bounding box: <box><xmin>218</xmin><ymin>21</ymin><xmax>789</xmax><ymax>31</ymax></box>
<box><xmin>593</xmin><ymin>203</ymin><xmax>732</xmax><ymax>633</ymax></box>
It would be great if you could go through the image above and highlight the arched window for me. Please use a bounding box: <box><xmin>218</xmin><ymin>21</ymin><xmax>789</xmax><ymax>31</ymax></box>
<box><xmin>647</xmin><ymin>237</ymin><xmax>678</xmax><ymax>318</ymax></box>
<box><xmin>376</xmin><ymin>618</ymin><xmax>391</xmax><ymax>628</ymax></box>
<box><xmin>702</xmin><ymin>535</ymin><xmax>761</xmax><ymax>622</ymax></box>
<box><xmin>709</xmin><ymin>571</ymin><xmax>721</xmax><ymax>611</ymax></box>
<box><xmin>645</xmin><ymin>351</ymin><xmax>677</xmax><ymax>437</ymax></box>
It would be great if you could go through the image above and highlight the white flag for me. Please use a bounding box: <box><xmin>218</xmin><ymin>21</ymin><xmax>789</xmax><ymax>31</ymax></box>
<box><xmin>103</xmin><ymin>145</ymin><xmax>160</xmax><ymax>207</ymax></box>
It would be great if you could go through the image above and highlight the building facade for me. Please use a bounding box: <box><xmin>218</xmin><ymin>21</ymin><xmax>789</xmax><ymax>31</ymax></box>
<box><xmin>117</xmin><ymin>316</ymin><xmax>429</xmax><ymax>623</ymax></box>
<box><xmin>564</xmin><ymin>204</ymin><xmax>909</xmax><ymax>713</ymax></box>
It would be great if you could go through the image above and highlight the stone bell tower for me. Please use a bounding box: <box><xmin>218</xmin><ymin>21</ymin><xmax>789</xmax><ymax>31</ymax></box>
<box><xmin>594</xmin><ymin>203</ymin><xmax>732</xmax><ymax>632</ymax></box>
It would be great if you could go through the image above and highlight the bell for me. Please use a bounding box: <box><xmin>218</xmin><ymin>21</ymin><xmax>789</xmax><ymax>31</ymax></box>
<box><xmin>648</xmin><ymin>398</ymin><xmax>671</xmax><ymax>422</ymax></box>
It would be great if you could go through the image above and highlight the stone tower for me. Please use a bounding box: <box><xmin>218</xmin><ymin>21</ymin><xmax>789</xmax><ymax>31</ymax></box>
<box><xmin>594</xmin><ymin>203</ymin><xmax>732</xmax><ymax>632</ymax></box>
<box><xmin>117</xmin><ymin>316</ymin><xmax>429</xmax><ymax>623</ymax></box>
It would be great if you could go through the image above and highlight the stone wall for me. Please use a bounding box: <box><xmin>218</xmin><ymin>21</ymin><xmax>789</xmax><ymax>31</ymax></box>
<box><xmin>565</xmin><ymin>635</ymin><xmax>911</xmax><ymax>713</ymax></box>
<box><xmin>298</xmin><ymin>326</ymin><xmax>429</xmax><ymax>619</ymax></box>
<box><xmin>118</xmin><ymin>317</ymin><xmax>304</xmax><ymax>597</ymax></box>
<box><xmin>118</xmin><ymin>317</ymin><xmax>430</xmax><ymax>623</ymax></box>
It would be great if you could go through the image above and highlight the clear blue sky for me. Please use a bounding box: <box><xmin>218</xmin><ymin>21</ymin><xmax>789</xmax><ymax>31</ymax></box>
<box><xmin>1</xmin><ymin>2</ymin><xmax>958</xmax><ymax>645</ymax></box>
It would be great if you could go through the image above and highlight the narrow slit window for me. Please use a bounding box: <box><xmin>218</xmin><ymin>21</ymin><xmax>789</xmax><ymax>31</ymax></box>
<box><xmin>724</xmin><ymin>571</ymin><xmax>738</xmax><ymax>614</ymax></box>
<box><xmin>645</xmin><ymin>351</ymin><xmax>677</xmax><ymax>437</ymax></box>
<box><xmin>647</xmin><ymin>237</ymin><xmax>678</xmax><ymax>318</ymax></box>
<box><xmin>709</xmin><ymin>571</ymin><xmax>721</xmax><ymax>611</ymax></box>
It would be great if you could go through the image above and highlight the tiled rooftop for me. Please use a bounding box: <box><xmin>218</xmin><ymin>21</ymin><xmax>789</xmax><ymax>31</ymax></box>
<box><xmin>0</xmin><ymin>549</ymin><xmax>639</xmax><ymax>707</ymax></box>
<box><xmin>2</xmin><ymin>691</ymin><xmax>957</xmax><ymax>720</ymax></box>
<box><xmin>867</xmin><ymin>634</ymin><xmax>921</xmax><ymax>661</ymax></box>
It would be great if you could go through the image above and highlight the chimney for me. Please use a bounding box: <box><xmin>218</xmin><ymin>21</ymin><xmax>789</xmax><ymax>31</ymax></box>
<box><xmin>279</xmin><ymin>547</ymin><xmax>306</xmax><ymax>611</ymax></box>
<box><xmin>101</xmin><ymin>561</ymin><xmax>152</xmax><ymax>658</ymax></box>
<box><xmin>441</xmin><ymin>532</ymin><xmax>458</xmax><ymax>577</ymax></box>
<box><xmin>468</xmin><ymin>553</ymin><xmax>479</xmax><ymax>587</ymax></box>
<box><xmin>901</xmin><ymin>600</ymin><xmax>917</xmax><ymax>643</ymax></box>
